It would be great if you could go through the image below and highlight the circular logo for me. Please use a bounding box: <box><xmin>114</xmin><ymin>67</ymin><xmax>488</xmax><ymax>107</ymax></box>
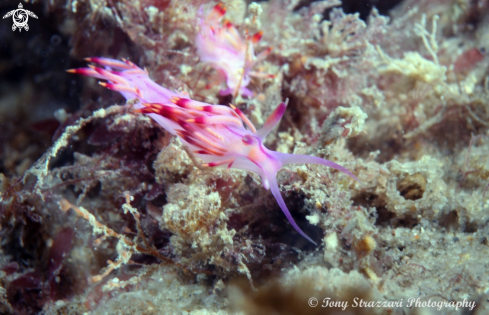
<box><xmin>13</xmin><ymin>9</ymin><xmax>28</xmax><ymax>28</ymax></box>
<box><xmin>308</xmin><ymin>297</ymin><xmax>318</xmax><ymax>307</ymax></box>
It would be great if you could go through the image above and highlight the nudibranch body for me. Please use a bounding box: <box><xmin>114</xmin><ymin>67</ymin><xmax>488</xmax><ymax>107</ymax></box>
<box><xmin>196</xmin><ymin>3</ymin><xmax>273</xmax><ymax>98</ymax></box>
<box><xmin>69</xmin><ymin>58</ymin><xmax>360</xmax><ymax>245</ymax></box>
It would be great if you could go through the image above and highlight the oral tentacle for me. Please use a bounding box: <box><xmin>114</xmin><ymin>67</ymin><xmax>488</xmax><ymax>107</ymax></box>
<box><xmin>275</xmin><ymin>152</ymin><xmax>361</xmax><ymax>184</ymax></box>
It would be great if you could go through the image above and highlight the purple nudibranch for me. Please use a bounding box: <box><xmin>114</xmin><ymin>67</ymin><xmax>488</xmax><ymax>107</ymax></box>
<box><xmin>69</xmin><ymin>57</ymin><xmax>361</xmax><ymax>245</ymax></box>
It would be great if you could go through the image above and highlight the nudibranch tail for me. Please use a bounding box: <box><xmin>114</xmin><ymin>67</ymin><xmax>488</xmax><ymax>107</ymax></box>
<box><xmin>262</xmin><ymin>151</ymin><xmax>361</xmax><ymax>245</ymax></box>
<box><xmin>265</xmin><ymin>174</ymin><xmax>316</xmax><ymax>245</ymax></box>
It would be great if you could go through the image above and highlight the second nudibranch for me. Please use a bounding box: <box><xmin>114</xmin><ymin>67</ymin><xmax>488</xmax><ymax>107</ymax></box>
<box><xmin>196</xmin><ymin>3</ymin><xmax>273</xmax><ymax>98</ymax></box>
<box><xmin>69</xmin><ymin>58</ymin><xmax>360</xmax><ymax>245</ymax></box>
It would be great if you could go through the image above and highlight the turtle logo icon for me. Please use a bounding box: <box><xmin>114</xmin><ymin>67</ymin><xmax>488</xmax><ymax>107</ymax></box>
<box><xmin>3</xmin><ymin>3</ymin><xmax>38</xmax><ymax>32</ymax></box>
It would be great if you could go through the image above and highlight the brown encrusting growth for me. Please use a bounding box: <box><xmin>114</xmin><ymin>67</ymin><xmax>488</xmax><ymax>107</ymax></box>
<box><xmin>1</xmin><ymin>0</ymin><xmax>489</xmax><ymax>314</ymax></box>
